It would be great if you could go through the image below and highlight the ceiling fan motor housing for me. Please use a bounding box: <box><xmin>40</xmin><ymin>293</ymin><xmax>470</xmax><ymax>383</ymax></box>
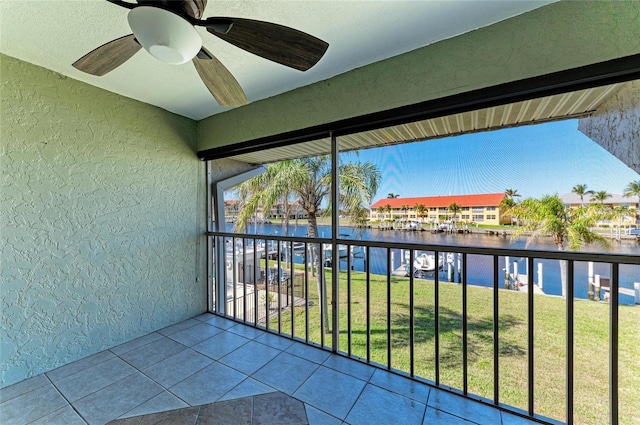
<box><xmin>128</xmin><ymin>6</ymin><xmax>202</xmax><ymax>65</ymax></box>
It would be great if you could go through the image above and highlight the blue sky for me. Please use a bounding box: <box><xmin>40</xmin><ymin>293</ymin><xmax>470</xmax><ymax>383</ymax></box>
<box><xmin>350</xmin><ymin>119</ymin><xmax>639</xmax><ymax>203</ymax></box>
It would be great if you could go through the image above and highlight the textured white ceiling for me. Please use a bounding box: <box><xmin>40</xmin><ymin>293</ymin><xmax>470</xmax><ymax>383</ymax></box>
<box><xmin>0</xmin><ymin>0</ymin><xmax>556</xmax><ymax>120</ymax></box>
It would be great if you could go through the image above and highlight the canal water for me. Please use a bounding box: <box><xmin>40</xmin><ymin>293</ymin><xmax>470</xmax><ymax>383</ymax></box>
<box><xmin>230</xmin><ymin>223</ymin><xmax>640</xmax><ymax>305</ymax></box>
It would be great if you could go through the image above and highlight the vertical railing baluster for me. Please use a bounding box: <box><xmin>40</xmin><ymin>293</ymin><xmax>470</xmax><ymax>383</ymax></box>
<box><xmin>232</xmin><ymin>237</ymin><xmax>237</xmax><ymax>320</ymax></box>
<box><xmin>320</xmin><ymin>243</ymin><xmax>325</xmax><ymax>348</ymax></box>
<box><xmin>528</xmin><ymin>256</ymin><xmax>535</xmax><ymax>416</ymax></box>
<box><xmin>290</xmin><ymin>240</ymin><xmax>295</xmax><ymax>339</ymax></box>
<box><xmin>214</xmin><ymin>235</ymin><xmax>219</xmax><ymax>313</ymax></box>
<box><xmin>277</xmin><ymin>240</ymin><xmax>282</xmax><ymax>334</ymax></box>
<box><xmin>216</xmin><ymin>235</ymin><xmax>221</xmax><ymax>313</ymax></box>
<box><xmin>253</xmin><ymin>238</ymin><xmax>259</xmax><ymax>326</ymax></box>
<box><xmin>243</xmin><ymin>238</ymin><xmax>247</xmax><ymax>322</ymax></box>
<box><xmin>435</xmin><ymin>250</ymin><xmax>440</xmax><ymax>386</ymax></box>
<box><xmin>462</xmin><ymin>252</ymin><xmax>468</xmax><ymax>395</ymax></box>
<box><xmin>219</xmin><ymin>235</ymin><xmax>227</xmax><ymax>315</ymax></box>
<box><xmin>610</xmin><ymin>262</ymin><xmax>619</xmax><ymax>425</ymax></box>
<box><xmin>387</xmin><ymin>247</ymin><xmax>392</xmax><ymax>370</ymax></box>
<box><xmin>208</xmin><ymin>234</ymin><xmax>213</xmax><ymax>312</ymax></box>
<box><xmin>366</xmin><ymin>246</ymin><xmax>371</xmax><ymax>363</ymax></box>
<box><xmin>304</xmin><ymin>242</ymin><xmax>309</xmax><ymax>343</ymax></box>
<box><xmin>493</xmin><ymin>255</ymin><xmax>500</xmax><ymax>405</ymax></box>
<box><xmin>566</xmin><ymin>259</ymin><xmax>574</xmax><ymax>425</ymax></box>
<box><xmin>409</xmin><ymin>248</ymin><xmax>415</xmax><ymax>377</ymax></box>
<box><xmin>265</xmin><ymin>241</ymin><xmax>270</xmax><ymax>331</ymax></box>
<box><xmin>347</xmin><ymin>245</ymin><xmax>352</xmax><ymax>356</ymax></box>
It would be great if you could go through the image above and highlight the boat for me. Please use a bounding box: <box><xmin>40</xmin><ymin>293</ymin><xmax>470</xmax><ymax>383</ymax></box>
<box><xmin>323</xmin><ymin>244</ymin><xmax>349</xmax><ymax>259</ymax></box>
<box><xmin>291</xmin><ymin>243</ymin><xmax>349</xmax><ymax>260</ymax></box>
<box><xmin>350</xmin><ymin>245</ymin><xmax>365</xmax><ymax>258</ymax></box>
<box><xmin>413</xmin><ymin>252</ymin><xmax>443</xmax><ymax>273</ymax></box>
<box><xmin>292</xmin><ymin>242</ymin><xmax>306</xmax><ymax>253</ymax></box>
<box><xmin>393</xmin><ymin>220</ymin><xmax>421</xmax><ymax>231</ymax></box>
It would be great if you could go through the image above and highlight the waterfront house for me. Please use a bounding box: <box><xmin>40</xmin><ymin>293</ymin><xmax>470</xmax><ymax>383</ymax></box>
<box><xmin>224</xmin><ymin>200</ymin><xmax>307</xmax><ymax>223</ymax></box>
<box><xmin>370</xmin><ymin>193</ymin><xmax>507</xmax><ymax>226</ymax></box>
<box><xmin>223</xmin><ymin>199</ymin><xmax>241</xmax><ymax>221</ymax></box>
<box><xmin>265</xmin><ymin>201</ymin><xmax>308</xmax><ymax>220</ymax></box>
<box><xmin>2</xmin><ymin>2</ymin><xmax>639</xmax><ymax>425</ymax></box>
<box><xmin>560</xmin><ymin>193</ymin><xmax>639</xmax><ymax>227</ymax></box>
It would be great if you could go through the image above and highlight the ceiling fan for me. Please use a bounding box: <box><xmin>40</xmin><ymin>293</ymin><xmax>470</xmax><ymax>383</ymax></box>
<box><xmin>72</xmin><ymin>0</ymin><xmax>329</xmax><ymax>107</ymax></box>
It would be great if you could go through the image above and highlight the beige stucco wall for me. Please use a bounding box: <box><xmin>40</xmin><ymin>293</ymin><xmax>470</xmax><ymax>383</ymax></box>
<box><xmin>0</xmin><ymin>55</ymin><xmax>207</xmax><ymax>387</ymax></box>
<box><xmin>578</xmin><ymin>80</ymin><xmax>640</xmax><ymax>174</ymax></box>
<box><xmin>198</xmin><ymin>0</ymin><xmax>640</xmax><ymax>152</ymax></box>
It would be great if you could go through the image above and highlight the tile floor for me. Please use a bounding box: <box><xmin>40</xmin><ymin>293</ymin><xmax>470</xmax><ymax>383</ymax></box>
<box><xmin>0</xmin><ymin>313</ymin><xmax>541</xmax><ymax>425</ymax></box>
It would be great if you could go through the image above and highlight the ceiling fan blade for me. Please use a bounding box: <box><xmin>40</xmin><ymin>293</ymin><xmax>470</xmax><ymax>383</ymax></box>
<box><xmin>193</xmin><ymin>48</ymin><xmax>248</xmax><ymax>107</ymax></box>
<box><xmin>206</xmin><ymin>18</ymin><xmax>329</xmax><ymax>71</ymax></box>
<box><xmin>73</xmin><ymin>34</ymin><xmax>141</xmax><ymax>76</ymax></box>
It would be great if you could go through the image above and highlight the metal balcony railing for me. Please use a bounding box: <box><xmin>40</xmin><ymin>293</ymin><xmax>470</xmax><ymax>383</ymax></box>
<box><xmin>207</xmin><ymin>231</ymin><xmax>640</xmax><ymax>425</ymax></box>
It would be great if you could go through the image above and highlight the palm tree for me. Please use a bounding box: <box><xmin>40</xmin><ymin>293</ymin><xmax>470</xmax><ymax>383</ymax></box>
<box><xmin>623</xmin><ymin>180</ymin><xmax>640</xmax><ymax>222</ymax></box>
<box><xmin>500</xmin><ymin>198</ymin><xmax>516</xmax><ymax>224</ymax></box>
<box><xmin>236</xmin><ymin>161</ymin><xmax>295</xmax><ymax>235</ymax></box>
<box><xmin>612</xmin><ymin>205</ymin><xmax>632</xmax><ymax>227</ymax></box>
<box><xmin>508</xmin><ymin>195</ymin><xmax>611</xmax><ymax>297</ymax></box>
<box><xmin>448</xmin><ymin>202</ymin><xmax>461</xmax><ymax>226</ymax></box>
<box><xmin>400</xmin><ymin>204</ymin><xmax>410</xmax><ymax>219</ymax></box>
<box><xmin>505</xmin><ymin>188</ymin><xmax>521</xmax><ymax>200</ymax></box>
<box><xmin>571</xmin><ymin>183</ymin><xmax>593</xmax><ymax>206</ymax></box>
<box><xmin>590</xmin><ymin>190</ymin><xmax>611</xmax><ymax>205</ymax></box>
<box><xmin>376</xmin><ymin>206</ymin><xmax>385</xmax><ymax>221</ymax></box>
<box><xmin>236</xmin><ymin>156</ymin><xmax>380</xmax><ymax>332</ymax></box>
<box><xmin>414</xmin><ymin>203</ymin><xmax>426</xmax><ymax>223</ymax></box>
<box><xmin>350</xmin><ymin>205</ymin><xmax>370</xmax><ymax>228</ymax></box>
<box><xmin>623</xmin><ymin>180</ymin><xmax>640</xmax><ymax>203</ymax></box>
<box><xmin>383</xmin><ymin>203</ymin><xmax>392</xmax><ymax>221</ymax></box>
<box><xmin>500</xmin><ymin>189</ymin><xmax>521</xmax><ymax>225</ymax></box>
<box><xmin>387</xmin><ymin>193</ymin><xmax>400</xmax><ymax>199</ymax></box>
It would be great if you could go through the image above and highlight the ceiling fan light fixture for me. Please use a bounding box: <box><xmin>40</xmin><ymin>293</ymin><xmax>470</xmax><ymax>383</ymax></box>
<box><xmin>127</xmin><ymin>6</ymin><xmax>202</xmax><ymax>65</ymax></box>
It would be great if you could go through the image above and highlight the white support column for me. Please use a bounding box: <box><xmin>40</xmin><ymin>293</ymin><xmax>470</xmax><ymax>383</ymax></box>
<box><xmin>588</xmin><ymin>261</ymin><xmax>595</xmax><ymax>300</ymax></box>
<box><xmin>537</xmin><ymin>263</ymin><xmax>543</xmax><ymax>290</ymax></box>
<box><xmin>505</xmin><ymin>256</ymin><xmax>511</xmax><ymax>289</ymax></box>
<box><xmin>213</xmin><ymin>166</ymin><xmax>267</xmax><ymax>314</ymax></box>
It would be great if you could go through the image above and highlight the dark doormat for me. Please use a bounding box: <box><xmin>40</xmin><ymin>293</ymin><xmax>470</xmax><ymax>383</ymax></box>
<box><xmin>107</xmin><ymin>391</ymin><xmax>308</xmax><ymax>425</ymax></box>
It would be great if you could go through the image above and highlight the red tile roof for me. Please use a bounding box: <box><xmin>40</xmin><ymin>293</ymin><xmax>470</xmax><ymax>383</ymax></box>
<box><xmin>370</xmin><ymin>193</ymin><xmax>506</xmax><ymax>209</ymax></box>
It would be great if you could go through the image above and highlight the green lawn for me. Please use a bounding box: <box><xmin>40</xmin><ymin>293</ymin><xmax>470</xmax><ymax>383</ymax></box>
<box><xmin>266</xmin><ymin>268</ymin><xmax>639</xmax><ymax>425</ymax></box>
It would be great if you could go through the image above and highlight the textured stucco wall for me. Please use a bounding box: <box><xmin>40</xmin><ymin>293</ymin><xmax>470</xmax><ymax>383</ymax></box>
<box><xmin>578</xmin><ymin>80</ymin><xmax>640</xmax><ymax>174</ymax></box>
<box><xmin>198</xmin><ymin>0</ymin><xmax>640</xmax><ymax>151</ymax></box>
<box><xmin>0</xmin><ymin>55</ymin><xmax>206</xmax><ymax>387</ymax></box>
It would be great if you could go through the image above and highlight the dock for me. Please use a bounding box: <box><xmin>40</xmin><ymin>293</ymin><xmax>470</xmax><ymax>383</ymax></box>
<box><xmin>514</xmin><ymin>282</ymin><xmax>545</xmax><ymax>295</ymax></box>
<box><xmin>392</xmin><ymin>264</ymin><xmax>411</xmax><ymax>277</ymax></box>
<box><xmin>594</xmin><ymin>277</ymin><xmax>638</xmax><ymax>302</ymax></box>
